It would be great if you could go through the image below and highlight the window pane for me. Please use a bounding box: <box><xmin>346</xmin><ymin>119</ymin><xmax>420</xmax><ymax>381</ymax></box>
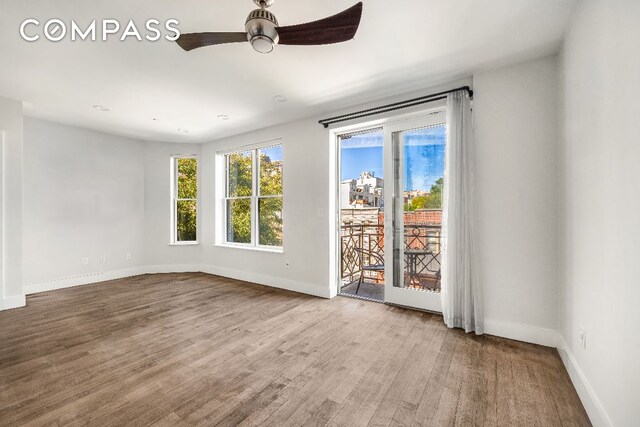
<box><xmin>227</xmin><ymin>152</ymin><xmax>253</xmax><ymax>197</ymax></box>
<box><xmin>259</xmin><ymin>146</ymin><xmax>283</xmax><ymax>196</ymax></box>
<box><xmin>177</xmin><ymin>158</ymin><xmax>197</xmax><ymax>199</ymax></box>
<box><xmin>177</xmin><ymin>200</ymin><xmax>197</xmax><ymax>242</ymax></box>
<box><xmin>227</xmin><ymin>198</ymin><xmax>252</xmax><ymax>244</ymax></box>
<box><xmin>259</xmin><ymin>197</ymin><xmax>283</xmax><ymax>247</ymax></box>
<box><xmin>393</xmin><ymin>125</ymin><xmax>446</xmax><ymax>292</ymax></box>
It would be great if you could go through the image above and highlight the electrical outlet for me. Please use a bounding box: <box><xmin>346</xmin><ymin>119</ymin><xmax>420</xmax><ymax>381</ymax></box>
<box><xmin>579</xmin><ymin>327</ymin><xmax>587</xmax><ymax>349</ymax></box>
<box><xmin>99</xmin><ymin>256</ymin><xmax>106</xmax><ymax>264</ymax></box>
<box><xmin>317</xmin><ymin>209</ymin><xmax>324</xmax><ymax>218</ymax></box>
<box><xmin>126</xmin><ymin>252</ymin><xmax>132</xmax><ymax>261</ymax></box>
<box><xmin>81</xmin><ymin>257</ymin><xmax>89</xmax><ymax>266</ymax></box>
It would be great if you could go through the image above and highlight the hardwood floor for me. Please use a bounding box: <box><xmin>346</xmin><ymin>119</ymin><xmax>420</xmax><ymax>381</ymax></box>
<box><xmin>0</xmin><ymin>273</ymin><xmax>590</xmax><ymax>426</ymax></box>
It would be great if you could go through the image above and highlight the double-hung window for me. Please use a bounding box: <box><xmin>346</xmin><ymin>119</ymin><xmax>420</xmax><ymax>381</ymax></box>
<box><xmin>171</xmin><ymin>156</ymin><xmax>198</xmax><ymax>244</ymax></box>
<box><xmin>225</xmin><ymin>144</ymin><xmax>283</xmax><ymax>249</ymax></box>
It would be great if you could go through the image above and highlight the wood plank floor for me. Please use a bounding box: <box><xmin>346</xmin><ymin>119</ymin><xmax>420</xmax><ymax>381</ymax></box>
<box><xmin>0</xmin><ymin>273</ymin><xmax>590</xmax><ymax>426</ymax></box>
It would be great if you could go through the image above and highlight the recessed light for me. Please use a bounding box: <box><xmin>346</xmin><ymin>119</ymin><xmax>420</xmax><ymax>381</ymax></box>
<box><xmin>217</xmin><ymin>114</ymin><xmax>230</xmax><ymax>121</ymax></box>
<box><xmin>273</xmin><ymin>95</ymin><xmax>288</xmax><ymax>103</ymax></box>
<box><xmin>93</xmin><ymin>104</ymin><xmax>110</xmax><ymax>112</ymax></box>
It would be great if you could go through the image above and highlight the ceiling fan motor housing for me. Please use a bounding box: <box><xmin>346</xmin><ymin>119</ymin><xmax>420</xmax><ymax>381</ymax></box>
<box><xmin>245</xmin><ymin>9</ymin><xmax>280</xmax><ymax>53</ymax></box>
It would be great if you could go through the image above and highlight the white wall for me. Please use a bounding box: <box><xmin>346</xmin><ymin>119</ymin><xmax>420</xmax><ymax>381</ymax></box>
<box><xmin>559</xmin><ymin>1</ymin><xmax>640</xmax><ymax>425</ymax></box>
<box><xmin>142</xmin><ymin>141</ymin><xmax>202</xmax><ymax>268</ymax></box>
<box><xmin>194</xmin><ymin>62</ymin><xmax>562</xmax><ymax>318</ymax></box>
<box><xmin>17</xmin><ymin>59</ymin><xmax>566</xmax><ymax>352</ymax></box>
<box><xmin>200</xmin><ymin>120</ymin><xmax>331</xmax><ymax>298</ymax></box>
<box><xmin>23</xmin><ymin>118</ymin><xmax>146</xmax><ymax>291</ymax></box>
<box><xmin>21</xmin><ymin>120</ymin><xmax>205</xmax><ymax>292</ymax></box>
<box><xmin>474</xmin><ymin>56</ymin><xmax>560</xmax><ymax>344</ymax></box>
<box><xmin>0</xmin><ymin>96</ymin><xmax>24</xmax><ymax>309</ymax></box>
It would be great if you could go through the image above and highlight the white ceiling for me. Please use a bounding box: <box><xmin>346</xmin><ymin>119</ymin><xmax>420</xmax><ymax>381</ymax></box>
<box><xmin>0</xmin><ymin>0</ymin><xmax>577</xmax><ymax>143</ymax></box>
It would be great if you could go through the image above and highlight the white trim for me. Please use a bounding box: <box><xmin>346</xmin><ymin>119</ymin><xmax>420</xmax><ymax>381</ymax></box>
<box><xmin>483</xmin><ymin>319</ymin><xmax>560</xmax><ymax>347</ymax></box>
<box><xmin>24</xmin><ymin>264</ymin><xmax>328</xmax><ymax>299</ymax></box>
<box><xmin>170</xmin><ymin>155</ymin><xmax>199</xmax><ymax>245</ymax></box>
<box><xmin>215</xmin><ymin>243</ymin><xmax>283</xmax><ymax>254</ymax></box>
<box><xmin>0</xmin><ymin>294</ymin><xmax>26</xmax><ymax>311</ymax></box>
<box><xmin>557</xmin><ymin>336</ymin><xmax>613</xmax><ymax>427</ymax></box>
<box><xmin>221</xmin><ymin>143</ymin><xmax>283</xmax><ymax>249</ymax></box>
<box><xmin>216</xmin><ymin>137</ymin><xmax>283</xmax><ymax>155</ymax></box>
<box><xmin>25</xmin><ymin>267</ymin><xmax>150</xmax><ymax>294</ymax></box>
<box><xmin>383</xmin><ymin>117</ymin><xmax>446</xmax><ymax>313</ymax></box>
<box><xmin>200</xmin><ymin>264</ymin><xmax>330</xmax><ymax>299</ymax></box>
<box><xmin>143</xmin><ymin>264</ymin><xmax>203</xmax><ymax>274</ymax></box>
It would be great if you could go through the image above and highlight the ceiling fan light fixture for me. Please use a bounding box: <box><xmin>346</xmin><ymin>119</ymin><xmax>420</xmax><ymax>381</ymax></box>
<box><xmin>245</xmin><ymin>8</ymin><xmax>279</xmax><ymax>54</ymax></box>
<box><xmin>250</xmin><ymin>35</ymin><xmax>275</xmax><ymax>53</ymax></box>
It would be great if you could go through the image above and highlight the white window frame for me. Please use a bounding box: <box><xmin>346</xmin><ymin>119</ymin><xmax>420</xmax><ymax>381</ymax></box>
<box><xmin>221</xmin><ymin>143</ymin><xmax>283</xmax><ymax>252</ymax></box>
<box><xmin>170</xmin><ymin>155</ymin><xmax>199</xmax><ymax>245</ymax></box>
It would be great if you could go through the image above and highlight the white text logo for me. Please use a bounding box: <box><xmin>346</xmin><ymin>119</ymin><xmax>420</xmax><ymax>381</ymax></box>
<box><xmin>20</xmin><ymin>19</ymin><xmax>180</xmax><ymax>42</ymax></box>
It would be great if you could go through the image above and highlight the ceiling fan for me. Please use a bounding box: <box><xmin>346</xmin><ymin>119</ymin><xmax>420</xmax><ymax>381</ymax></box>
<box><xmin>176</xmin><ymin>0</ymin><xmax>363</xmax><ymax>54</ymax></box>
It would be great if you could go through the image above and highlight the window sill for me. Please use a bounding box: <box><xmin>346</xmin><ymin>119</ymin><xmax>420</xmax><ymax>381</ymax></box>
<box><xmin>215</xmin><ymin>243</ymin><xmax>283</xmax><ymax>254</ymax></box>
<box><xmin>169</xmin><ymin>242</ymin><xmax>200</xmax><ymax>246</ymax></box>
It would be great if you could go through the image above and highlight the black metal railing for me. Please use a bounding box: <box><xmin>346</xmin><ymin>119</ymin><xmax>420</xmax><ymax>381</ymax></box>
<box><xmin>341</xmin><ymin>223</ymin><xmax>384</xmax><ymax>285</ymax></box>
<box><xmin>402</xmin><ymin>224</ymin><xmax>442</xmax><ymax>291</ymax></box>
<box><xmin>340</xmin><ymin>223</ymin><xmax>442</xmax><ymax>292</ymax></box>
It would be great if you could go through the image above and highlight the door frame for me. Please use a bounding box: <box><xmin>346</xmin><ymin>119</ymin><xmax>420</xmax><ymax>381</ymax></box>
<box><xmin>329</xmin><ymin>105</ymin><xmax>446</xmax><ymax>311</ymax></box>
<box><xmin>382</xmin><ymin>115</ymin><xmax>446</xmax><ymax>312</ymax></box>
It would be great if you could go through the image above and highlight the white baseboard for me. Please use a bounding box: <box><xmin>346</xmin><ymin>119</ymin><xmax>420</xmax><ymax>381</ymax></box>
<box><xmin>484</xmin><ymin>319</ymin><xmax>560</xmax><ymax>347</ymax></box>
<box><xmin>557</xmin><ymin>336</ymin><xmax>613</xmax><ymax>427</ymax></box>
<box><xmin>24</xmin><ymin>264</ymin><xmax>329</xmax><ymax>300</ymax></box>
<box><xmin>143</xmin><ymin>264</ymin><xmax>203</xmax><ymax>275</ymax></box>
<box><xmin>0</xmin><ymin>294</ymin><xmax>26</xmax><ymax>311</ymax></box>
<box><xmin>25</xmin><ymin>267</ymin><xmax>149</xmax><ymax>294</ymax></box>
<box><xmin>200</xmin><ymin>264</ymin><xmax>331</xmax><ymax>299</ymax></box>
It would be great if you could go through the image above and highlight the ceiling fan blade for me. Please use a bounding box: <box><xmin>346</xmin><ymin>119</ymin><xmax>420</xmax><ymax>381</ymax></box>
<box><xmin>276</xmin><ymin>2</ymin><xmax>363</xmax><ymax>46</ymax></box>
<box><xmin>176</xmin><ymin>32</ymin><xmax>248</xmax><ymax>51</ymax></box>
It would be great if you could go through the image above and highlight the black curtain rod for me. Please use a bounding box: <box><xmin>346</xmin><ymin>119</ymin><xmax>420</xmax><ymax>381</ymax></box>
<box><xmin>318</xmin><ymin>86</ymin><xmax>473</xmax><ymax>128</ymax></box>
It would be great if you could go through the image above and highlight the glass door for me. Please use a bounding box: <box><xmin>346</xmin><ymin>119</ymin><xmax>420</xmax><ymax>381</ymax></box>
<box><xmin>383</xmin><ymin>114</ymin><xmax>446</xmax><ymax>312</ymax></box>
<box><xmin>337</xmin><ymin>128</ymin><xmax>385</xmax><ymax>302</ymax></box>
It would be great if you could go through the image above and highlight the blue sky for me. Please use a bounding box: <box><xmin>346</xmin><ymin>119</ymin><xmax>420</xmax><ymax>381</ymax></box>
<box><xmin>261</xmin><ymin>145</ymin><xmax>283</xmax><ymax>161</ymax></box>
<box><xmin>341</xmin><ymin>126</ymin><xmax>446</xmax><ymax>191</ymax></box>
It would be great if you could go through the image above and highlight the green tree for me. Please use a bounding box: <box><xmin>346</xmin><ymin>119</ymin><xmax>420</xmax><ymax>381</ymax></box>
<box><xmin>258</xmin><ymin>153</ymin><xmax>283</xmax><ymax>247</ymax></box>
<box><xmin>227</xmin><ymin>151</ymin><xmax>283</xmax><ymax>247</ymax></box>
<box><xmin>227</xmin><ymin>153</ymin><xmax>253</xmax><ymax>243</ymax></box>
<box><xmin>405</xmin><ymin>178</ymin><xmax>444</xmax><ymax>211</ymax></box>
<box><xmin>176</xmin><ymin>158</ymin><xmax>198</xmax><ymax>241</ymax></box>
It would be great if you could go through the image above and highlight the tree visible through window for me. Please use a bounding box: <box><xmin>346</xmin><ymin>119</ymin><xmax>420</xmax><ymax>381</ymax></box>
<box><xmin>173</xmin><ymin>157</ymin><xmax>198</xmax><ymax>242</ymax></box>
<box><xmin>225</xmin><ymin>145</ymin><xmax>283</xmax><ymax>248</ymax></box>
<box><xmin>404</xmin><ymin>178</ymin><xmax>443</xmax><ymax>211</ymax></box>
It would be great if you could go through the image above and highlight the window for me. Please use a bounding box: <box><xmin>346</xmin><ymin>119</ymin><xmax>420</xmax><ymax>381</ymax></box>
<box><xmin>172</xmin><ymin>157</ymin><xmax>198</xmax><ymax>243</ymax></box>
<box><xmin>225</xmin><ymin>145</ymin><xmax>283</xmax><ymax>249</ymax></box>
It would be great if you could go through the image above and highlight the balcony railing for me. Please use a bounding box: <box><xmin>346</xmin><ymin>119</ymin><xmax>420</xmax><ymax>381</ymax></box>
<box><xmin>340</xmin><ymin>222</ymin><xmax>441</xmax><ymax>293</ymax></box>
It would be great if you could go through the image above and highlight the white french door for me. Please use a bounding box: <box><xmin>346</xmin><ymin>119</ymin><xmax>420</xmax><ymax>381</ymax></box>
<box><xmin>382</xmin><ymin>114</ymin><xmax>446</xmax><ymax>312</ymax></box>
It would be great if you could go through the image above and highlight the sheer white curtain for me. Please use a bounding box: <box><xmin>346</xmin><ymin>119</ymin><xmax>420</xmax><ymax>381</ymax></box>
<box><xmin>441</xmin><ymin>89</ymin><xmax>483</xmax><ymax>334</ymax></box>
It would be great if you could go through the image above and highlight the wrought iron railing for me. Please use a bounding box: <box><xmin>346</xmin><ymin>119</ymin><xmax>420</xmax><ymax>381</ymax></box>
<box><xmin>341</xmin><ymin>223</ymin><xmax>384</xmax><ymax>285</ymax></box>
<box><xmin>340</xmin><ymin>222</ymin><xmax>442</xmax><ymax>292</ymax></box>
<box><xmin>402</xmin><ymin>224</ymin><xmax>442</xmax><ymax>291</ymax></box>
